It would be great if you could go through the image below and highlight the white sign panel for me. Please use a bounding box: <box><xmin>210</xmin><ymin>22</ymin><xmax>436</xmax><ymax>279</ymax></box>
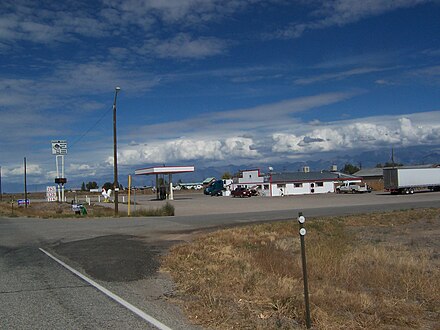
<box><xmin>46</xmin><ymin>186</ymin><xmax>57</xmax><ymax>202</ymax></box>
<box><xmin>51</xmin><ymin>140</ymin><xmax>68</xmax><ymax>155</ymax></box>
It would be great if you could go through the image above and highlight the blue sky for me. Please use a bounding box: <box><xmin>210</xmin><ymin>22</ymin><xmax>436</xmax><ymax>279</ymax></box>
<box><xmin>1</xmin><ymin>0</ymin><xmax>439</xmax><ymax>189</ymax></box>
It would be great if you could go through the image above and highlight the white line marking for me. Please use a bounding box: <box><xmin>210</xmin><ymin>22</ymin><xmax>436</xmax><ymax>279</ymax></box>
<box><xmin>39</xmin><ymin>248</ymin><xmax>172</xmax><ymax>330</ymax></box>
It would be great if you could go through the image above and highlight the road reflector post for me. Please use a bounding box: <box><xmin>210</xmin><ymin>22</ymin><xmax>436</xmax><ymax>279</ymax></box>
<box><xmin>298</xmin><ymin>212</ymin><xmax>311</xmax><ymax>328</ymax></box>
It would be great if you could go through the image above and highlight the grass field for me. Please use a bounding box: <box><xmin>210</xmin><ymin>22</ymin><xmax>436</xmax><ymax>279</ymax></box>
<box><xmin>162</xmin><ymin>208</ymin><xmax>440</xmax><ymax>329</ymax></box>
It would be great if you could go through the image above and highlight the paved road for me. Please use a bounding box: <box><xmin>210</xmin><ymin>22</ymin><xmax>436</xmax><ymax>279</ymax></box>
<box><xmin>1</xmin><ymin>192</ymin><xmax>439</xmax><ymax>329</ymax></box>
<box><xmin>0</xmin><ymin>245</ymin><xmax>156</xmax><ymax>329</ymax></box>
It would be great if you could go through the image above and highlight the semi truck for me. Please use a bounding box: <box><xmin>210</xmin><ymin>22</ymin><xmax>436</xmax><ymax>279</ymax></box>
<box><xmin>383</xmin><ymin>167</ymin><xmax>440</xmax><ymax>194</ymax></box>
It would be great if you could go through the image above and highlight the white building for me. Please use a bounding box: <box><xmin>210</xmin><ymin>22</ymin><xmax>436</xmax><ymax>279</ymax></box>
<box><xmin>232</xmin><ymin>169</ymin><xmax>360</xmax><ymax>197</ymax></box>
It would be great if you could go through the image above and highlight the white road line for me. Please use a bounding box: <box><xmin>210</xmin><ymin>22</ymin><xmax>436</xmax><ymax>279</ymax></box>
<box><xmin>39</xmin><ymin>248</ymin><xmax>172</xmax><ymax>330</ymax></box>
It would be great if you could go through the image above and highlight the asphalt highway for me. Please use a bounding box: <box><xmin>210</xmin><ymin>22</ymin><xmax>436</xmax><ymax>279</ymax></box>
<box><xmin>1</xmin><ymin>192</ymin><xmax>439</xmax><ymax>329</ymax></box>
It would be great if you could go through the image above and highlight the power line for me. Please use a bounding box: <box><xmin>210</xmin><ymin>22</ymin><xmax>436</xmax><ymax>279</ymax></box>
<box><xmin>69</xmin><ymin>105</ymin><xmax>113</xmax><ymax>150</ymax></box>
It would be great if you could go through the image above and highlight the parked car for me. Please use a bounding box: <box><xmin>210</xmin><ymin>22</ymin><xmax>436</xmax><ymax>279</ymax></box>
<box><xmin>231</xmin><ymin>187</ymin><xmax>252</xmax><ymax>198</ymax></box>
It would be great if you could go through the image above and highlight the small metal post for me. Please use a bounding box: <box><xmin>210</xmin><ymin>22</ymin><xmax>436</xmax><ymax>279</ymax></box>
<box><xmin>128</xmin><ymin>175</ymin><xmax>131</xmax><ymax>216</ymax></box>
<box><xmin>0</xmin><ymin>166</ymin><xmax>2</xmax><ymax>201</ymax></box>
<box><xmin>298</xmin><ymin>212</ymin><xmax>311</xmax><ymax>328</ymax></box>
<box><xmin>24</xmin><ymin>157</ymin><xmax>28</xmax><ymax>208</ymax></box>
<box><xmin>133</xmin><ymin>187</ymin><xmax>137</xmax><ymax>214</ymax></box>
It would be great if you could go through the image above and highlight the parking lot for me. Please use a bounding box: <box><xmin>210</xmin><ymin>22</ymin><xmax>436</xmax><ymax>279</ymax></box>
<box><xmin>113</xmin><ymin>190</ymin><xmax>440</xmax><ymax>217</ymax></box>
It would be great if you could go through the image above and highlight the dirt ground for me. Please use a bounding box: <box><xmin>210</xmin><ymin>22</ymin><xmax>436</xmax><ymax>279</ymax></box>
<box><xmin>50</xmin><ymin>235</ymin><xmax>162</xmax><ymax>282</ymax></box>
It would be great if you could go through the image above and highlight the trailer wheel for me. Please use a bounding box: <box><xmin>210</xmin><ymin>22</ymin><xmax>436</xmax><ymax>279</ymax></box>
<box><xmin>410</xmin><ymin>188</ymin><xmax>414</xmax><ymax>194</ymax></box>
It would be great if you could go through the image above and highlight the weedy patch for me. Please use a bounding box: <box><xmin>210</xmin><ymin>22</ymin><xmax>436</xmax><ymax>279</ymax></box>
<box><xmin>161</xmin><ymin>208</ymin><xmax>440</xmax><ymax>329</ymax></box>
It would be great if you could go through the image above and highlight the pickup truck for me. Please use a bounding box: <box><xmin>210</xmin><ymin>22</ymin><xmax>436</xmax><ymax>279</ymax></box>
<box><xmin>336</xmin><ymin>181</ymin><xmax>372</xmax><ymax>194</ymax></box>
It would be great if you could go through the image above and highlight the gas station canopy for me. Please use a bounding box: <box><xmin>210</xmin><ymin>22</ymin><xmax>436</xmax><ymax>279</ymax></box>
<box><xmin>134</xmin><ymin>166</ymin><xmax>195</xmax><ymax>200</ymax></box>
<box><xmin>135</xmin><ymin>165</ymin><xmax>195</xmax><ymax>176</ymax></box>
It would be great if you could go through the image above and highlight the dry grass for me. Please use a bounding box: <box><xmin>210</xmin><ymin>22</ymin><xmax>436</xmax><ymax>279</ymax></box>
<box><xmin>0</xmin><ymin>200</ymin><xmax>175</xmax><ymax>218</ymax></box>
<box><xmin>161</xmin><ymin>208</ymin><xmax>440</xmax><ymax>329</ymax></box>
<box><xmin>0</xmin><ymin>200</ymin><xmax>115</xmax><ymax>218</ymax></box>
<box><xmin>131</xmin><ymin>202</ymin><xmax>175</xmax><ymax>217</ymax></box>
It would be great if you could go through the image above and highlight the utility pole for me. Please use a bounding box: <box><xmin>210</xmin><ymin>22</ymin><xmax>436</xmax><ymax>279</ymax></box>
<box><xmin>113</xmin><ymin>86</ymin><xmax>121</xmax><ymax>216</ymax></box>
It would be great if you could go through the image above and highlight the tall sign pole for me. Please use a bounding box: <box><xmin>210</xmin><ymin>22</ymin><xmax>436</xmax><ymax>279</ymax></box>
<box><xmin>113</xmin><ymin>86</ymin><xmax>121</xmax><ymax>216</ymax></box>
<box><xmin>52</xmin><ymin>140</ymin><xmax>67</xmax><ymax>202</ymax></box>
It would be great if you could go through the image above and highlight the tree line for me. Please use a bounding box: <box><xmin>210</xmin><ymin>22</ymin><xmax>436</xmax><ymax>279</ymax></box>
<box><xmin>81</xmin><ymin>181</ymin><xmax>123</xmax><ymax>191</ymax></box>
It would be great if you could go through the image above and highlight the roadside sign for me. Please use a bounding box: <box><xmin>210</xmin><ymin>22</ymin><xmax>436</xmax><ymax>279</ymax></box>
<box><xmin>51</xmin><ymin>140</ymin><xmax>68</xmax><ymax>155</ymax></box>
<box><xmin>17</xmin><ymin>199</ymin><xmax>30</xmax><ymax>206</ymax></box>
<box><xmin>46</xmin><ymin>186</ymin><xmax>57</xmax><ymax>202</ymax></box>
<box><xmin>72</xmin><ymin>204</ymin><xmax>83</xmax><ymax>212</ymax></box>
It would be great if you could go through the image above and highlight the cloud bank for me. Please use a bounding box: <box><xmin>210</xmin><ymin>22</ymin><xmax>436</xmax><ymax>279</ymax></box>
<box><xmin>112</xmin><ymin>110</ymin><xmax>440</xmax><ymax>166</ymax></box>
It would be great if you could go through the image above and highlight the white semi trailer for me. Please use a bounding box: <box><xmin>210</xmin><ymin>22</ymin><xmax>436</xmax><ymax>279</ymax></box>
<box><xmin>383</xmin><ymin>167</ymin><xmax>440</xmax><ymax>194</ymax></box>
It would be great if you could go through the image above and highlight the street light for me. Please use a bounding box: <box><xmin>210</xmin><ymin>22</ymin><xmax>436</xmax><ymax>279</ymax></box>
<box><xmin>113</xmin><ymin>86</ymin><xmax>121</xmax><ymax>216</ymax></box>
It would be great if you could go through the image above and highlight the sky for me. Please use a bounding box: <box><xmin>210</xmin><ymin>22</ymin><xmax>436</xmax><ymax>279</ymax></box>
<box><xmin>0</xmin><ymin>0</ymin><xmax>439</xmax><ymax>190</ymax></box>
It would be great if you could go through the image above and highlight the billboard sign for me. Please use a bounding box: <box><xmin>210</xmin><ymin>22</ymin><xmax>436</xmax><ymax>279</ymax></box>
<box><xmin>51</xmin><ymin>140</ymin><xmax>67</xmax><ymax>155</ymax></box>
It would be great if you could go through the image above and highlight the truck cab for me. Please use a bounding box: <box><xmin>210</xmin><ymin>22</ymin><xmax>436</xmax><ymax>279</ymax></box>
<box><xmin>204</xmin><ymin>180</ymin><xmax>225</xmax><ymax>196</ymax></box>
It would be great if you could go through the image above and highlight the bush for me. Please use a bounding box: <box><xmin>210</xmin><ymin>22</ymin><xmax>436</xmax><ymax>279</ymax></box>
<box><xmin>132</xmin><ymin>202</ymin><xmax>174</xmax><ymax>217</ymax></box>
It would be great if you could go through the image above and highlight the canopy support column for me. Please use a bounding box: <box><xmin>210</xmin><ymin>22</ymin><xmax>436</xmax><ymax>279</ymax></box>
<box><xmin>155</xmin><ymin>174</ymin><xmax>159</xmax><ymax>200</ymax></box>
<box><xmin>169</xmin><ymin>173</ymin><xmax>173</xmax><ymax>200</ymax></box>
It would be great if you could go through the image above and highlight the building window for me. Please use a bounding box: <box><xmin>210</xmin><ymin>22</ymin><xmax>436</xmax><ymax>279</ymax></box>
<box><xmin>278</xmin><ymin>184</ymin><xmax>286</xmax><ymax>188</ymax></box>
<box><xmin>316</xmin><ymin>182</ymin><xmax>324</xmax><ymax>187</ymax></box>
<box><xmin>264</xmin><ymin>185</ymin><xmax>269</xmax><ymax>190</ymax></box>
<box><xmin>294</xmin><ymin>183</ymin><xmax>303</xmax><ymax>188</ymax></box>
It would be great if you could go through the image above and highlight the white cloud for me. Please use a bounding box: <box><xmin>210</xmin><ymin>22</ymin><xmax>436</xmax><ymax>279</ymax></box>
<box><xmin>102</xmin><ymin>0</ymin><xmax>266</xmax><ymax>26</ymax></box>
<box><xmin>0</xmin><ymin>2</ymin><xmax>111</xmax><ymax>44</ymax></box>
<box><xmin>294</xmin><ymin>67</ymin><xmax>393</xmax><ymax>85</ymax></box>
<box><xmin>114</xmin><ymin>136</ymin><xmax>259</xmax><ymax>165</ymax></box>
<box><xmin>407</xmin><ymin>65</ymin><xmax>440</xmax><ymax>86</ymax></box>
<box><xmin>2</xmin><ymin>163</ymin><xmax>42</xmax><ymax>177</ymax></box>
<box><xmin>139</xmin><ymin>33</ymin><xmax>228</xmax><ymax>59</ymax></box>
<box><xmin>272</xmin><ymin>0</ymin><xmax>432</xmax><ymax>39</ymax></box>
<box><xmin>0</xmin><ymin>0</ymin><xmax>264</xmax><ymax>48</ymax></box>
<box><xmin>272</xmin><ymin>114</ymin><xmax>440</xmax><ymax>155</ymax></box>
